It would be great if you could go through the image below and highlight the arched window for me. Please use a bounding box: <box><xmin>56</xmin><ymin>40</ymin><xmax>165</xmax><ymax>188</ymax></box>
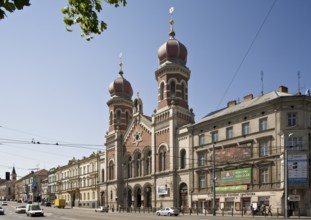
<box><xmin>109</xmin><ymin>161</ymin><xmax>114</xmax><ymax>180</ymax></box>
<box><xmin>181</xmin><ymin>82</ymin><xmax>185</xmax><ymax>100</ymax></box>
<box><xmin>116</xmin><ymin>110</ymin><xmax>121</xmax><ymax>124</ymax></box>
<box><xmin>170</xmin><ymin>80</ymin><xmax>176</xmax><ymax>98</ymax></box>
<box><xmin>109</xmin><ymin>112</ymin><xmax>113</xmax><ymax>125</ymax></box>
<box><xmin>125</xmin><ymin>111</ymin><xmax>129</xmax><ymax>124</ymax></box>
<box><xmin>160</xmin><ymin>82</ymin><xmax>164</xmax><ymax>100</ymax></box>
<box><xmin>180</xmin><ymin>149</ymin><xmax>186</xmax><ymax>169</ymax></box>
<box><xmin>135</xmin><ymin>153</ymin><xmax>142</xmax><ymax>177</ymax></box>
<box><xmin>159</xmin><ymin>146</ymin><xmax>166</xmax><ymax>171</ymax></box>
<box><xmin>128</xmin><ymin>156</ymin><xmax>132</xmax><ymax>178</ymax></box>
<box><xmin>145</xmin><ymin>150</ymin><xmax>152</xmax><ymax>175</ymax></box>
<box><xmin>101</xmin><ymin>169</ymin><xmax>105</xmax><ymax>182</ymax></box>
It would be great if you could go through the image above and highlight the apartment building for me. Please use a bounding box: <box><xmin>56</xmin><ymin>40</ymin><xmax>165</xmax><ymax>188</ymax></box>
<box><xmin>54</xmin><ymin>152</ymin><xmax>101</xmax><ymax>208</ymax></box>
<box><xmin>184</xmin><ymin>86</ymin><xmax>311</xmax><ymax>215</ymax></box>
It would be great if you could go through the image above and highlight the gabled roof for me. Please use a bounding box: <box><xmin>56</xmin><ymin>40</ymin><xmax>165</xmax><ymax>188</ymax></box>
<box><xmin>198</xmin><ymin>90</ymin><xmax>294</xmax><ymax>124</ymax></box>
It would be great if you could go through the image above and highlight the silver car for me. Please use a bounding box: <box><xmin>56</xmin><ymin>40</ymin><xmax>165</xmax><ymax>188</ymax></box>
<box><xmin>155</xmin><ymin>207</ymin><xmax>180</xmax><ymax>216</ymax></box>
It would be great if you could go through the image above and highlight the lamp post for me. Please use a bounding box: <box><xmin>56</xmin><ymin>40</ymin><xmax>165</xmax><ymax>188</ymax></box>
<box><xmin>212</xmin><ymin>143</ymin><xmax>216</xmax><ymax>216</ymax></box>
<box><xmin>284</xmin><ymin>148</ymin><xmax>288</xmax><ymax>218</ymax></box>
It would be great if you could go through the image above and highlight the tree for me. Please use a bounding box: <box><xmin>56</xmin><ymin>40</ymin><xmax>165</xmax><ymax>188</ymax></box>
<box><xmin>0</xmin><ymin>0</ymin><xmax>127</xmax><ymax>41</ymax></box>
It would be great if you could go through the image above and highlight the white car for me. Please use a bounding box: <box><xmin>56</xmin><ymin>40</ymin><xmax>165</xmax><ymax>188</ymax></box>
<box><xmin>95</xmin><ymin>206</ymin><xmax>109</xmax><ymax>213</ymax></box>
<box><xmin>15</xmin><ymin>205</ymin><xmax>26</xmax><ymax>213</ymax></box>
<box><xmin>26</xmin><ymin>204</ymin><xmax>44</xmax><ymax>217</ymax></box>
<box><xmin>1</xmin><ymin>201</ymin><xmax>8</xmax><ymax>206</ymax></box>
<box><xmin>155</xmin><ymin>207</ymin><xmax>180</xmax><ymax>216</ymax></box>
<box><xmin>0</xmin><ymin>206</ymin><xmax>4</xmax><ymax>215</ymax></box>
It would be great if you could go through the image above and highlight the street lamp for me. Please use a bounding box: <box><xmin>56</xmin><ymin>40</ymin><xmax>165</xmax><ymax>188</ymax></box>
<box><xmin>212</xmin><ymin>143</ymin><xmax>216</xmax><ymax>216</ymax></box>
<box><xmin>284</xmin><ymin>133</ymin><xmax>293</xmax><ymax>218</ymax></box>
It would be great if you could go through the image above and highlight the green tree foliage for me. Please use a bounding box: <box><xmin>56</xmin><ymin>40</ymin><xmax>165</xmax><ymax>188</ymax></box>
<box><xmin>0</xmin><ymin>0</ymin><xmax>127</xmax><ymax>41</ymax></box>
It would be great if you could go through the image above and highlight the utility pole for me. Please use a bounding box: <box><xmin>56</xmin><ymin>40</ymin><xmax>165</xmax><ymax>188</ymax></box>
<box><xmin>212</xmin><ymin>144</ymin><xmax>216</xmax><ymax>216</ymax></box>
<box><xmin>284</xmin><ymin>149</ymin><xmax>288</xmax><ymax>218</ymax></box>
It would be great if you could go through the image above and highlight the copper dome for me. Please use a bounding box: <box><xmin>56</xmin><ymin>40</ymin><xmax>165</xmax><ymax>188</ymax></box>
<box><xmin>158</xmin><ymin>38</ymin><xmax>187</xmax><ymax>66</ymax></box>
<box><xmin>108</xmin><ymin>72</ymin><xmax>133</xmax><ymax>99</ymax></box>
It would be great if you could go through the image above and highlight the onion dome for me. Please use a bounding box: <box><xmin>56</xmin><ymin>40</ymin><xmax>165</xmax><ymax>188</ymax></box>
<box><xmin>158</xmin><ymin>7</ymin><xmax>188</xmax><ymax>66</ymax></box>
<box><xmin>108</xmin><ymin>57</ymin><xmax>133</xmax><ymax>99</ymax></box>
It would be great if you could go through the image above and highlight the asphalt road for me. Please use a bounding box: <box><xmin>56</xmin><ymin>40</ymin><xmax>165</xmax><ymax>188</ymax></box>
<box><xmin>0</xmin><ymin>201</ymin><xmax>295</xmax><ymax>220</ymax></box>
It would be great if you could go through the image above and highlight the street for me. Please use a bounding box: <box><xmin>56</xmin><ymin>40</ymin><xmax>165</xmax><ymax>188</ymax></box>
<box><xmin>0</xmin><ymin>201</ymin><xmax>291</xmax><ymax>220</ymax></box>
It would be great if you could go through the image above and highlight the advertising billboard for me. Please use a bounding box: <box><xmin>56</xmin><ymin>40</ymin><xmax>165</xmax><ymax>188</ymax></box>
<box><xmin>220</xmin><ymin>168</ymin><xmax>251</xmax><ymax>185</ymax></box>
<box><xmin>288</xmin><ymin>154</ymin><xmax>307</xmax><ymax>183</ymax></box>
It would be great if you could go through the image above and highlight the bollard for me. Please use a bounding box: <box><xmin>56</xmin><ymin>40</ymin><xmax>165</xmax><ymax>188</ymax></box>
<box><xmin>242</xmin><ymin>208</ymin><xmax>243</xmax><ymax>217</ymax></box>
<box><xmin>232</xmin><ymin>208</ymin><xmax>234</xmax><ymax>216</ymax></box>
<box><xmin>222</xmin><ymin>209</ymin><xmax>224</xmax><ymax>216</ymax></box>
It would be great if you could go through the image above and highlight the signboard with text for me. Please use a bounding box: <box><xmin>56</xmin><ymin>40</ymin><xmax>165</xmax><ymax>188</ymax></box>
<box><xmin>220</xmin><ymin>168</ymin><xmax>251</xmax><ymax>185</ymax></box>
<box><xmin>288</xmin><ymin>154</ymin><xmax>308</xmax><ymax>185</ymax></box>
<box><xmin>157</xmin><ymin>186</ymin><xmax>168</xmax><ymax>195</ymax></box>
<box><xmin>216</xmin><ymin>185</ymin><xmax>247</xmax><ymax>193</ymax></box>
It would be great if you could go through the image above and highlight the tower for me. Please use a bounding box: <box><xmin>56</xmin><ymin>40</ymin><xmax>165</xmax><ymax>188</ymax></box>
<box><xmin>11</xmin><ymin>166</ymin><xmax>17</xmax><ymax>181</ymax></box>
<box><xmin>156</xmin><ymin>7</ymin><xmax>191</xmax><ymax>115</ymax></box>
<box><xmin>107</xmin><ymin>56</ymin><xmax>133</xmax><ymax>133</ymax></box>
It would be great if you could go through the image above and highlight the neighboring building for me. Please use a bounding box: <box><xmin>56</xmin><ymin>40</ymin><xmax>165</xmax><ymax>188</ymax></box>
<box><xmin>54</xmin><ymin>152</ymin><xmax>101</xmax><ymax>208</ymax></box>
<box><xmin>48</xmin><ymin>167</ymin><xmax>57</xmax><ymax>202</ymax></box>
<box><xmin>100</xmin><ymin>12</ymin><xmax>194</xmax><ymax>211</ymax></box>
<box><xmin>41</xmin><ymin>177</ymin><xmax>49</xmax><ymax>202</ymax></box>
<box><xmin>0</xmin><ymin>167</ymin><xmax>17</xmax><ymax>200</ymax></box>
<box><xmin>16</xmin><ymin>169</ymin><xmax>48</xmax><ymax>202</ymax></box>
<box><xmin>187</xmin><ymin>86</ymin><xmax>311</xmax><ymax>215</ymax></box>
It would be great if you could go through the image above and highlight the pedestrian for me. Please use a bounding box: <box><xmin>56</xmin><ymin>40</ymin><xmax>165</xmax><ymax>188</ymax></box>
<box><xmin>267</xmin><ymin>205</ymin><xmax>272</xmax><ymax>216</ymax></box>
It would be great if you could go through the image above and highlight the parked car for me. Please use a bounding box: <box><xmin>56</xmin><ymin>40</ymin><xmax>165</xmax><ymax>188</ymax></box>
<box><xmin>95</xmin><ymin>206</ymin><xmax>109</xmax><ymax>213</ymax></box>
<box><xmin>0</xmin><ymin>206</ymin><xmax>4</xmax><ymax>215</ymax></box>
<box><xmin>44</xmin><ymin>202</ymin><xmax>51</xmax><ymax>207</ymax></box>
<box><xmin>17</xmin><ymin>200</ymin><xmax>22</xmax><ymax>203</ymax></box>
<box><xmin>25</xmin><ymin>204</ymin><xmax>44</xmax><ymax>217</ymax></box>
<box><xmin>1</xmin><ymin>202</ymin><xmax>8</xmax><ymax>206</ymax></box>
<box><xmin>15</xmin><ymin>205</ymin><xmax>26</xmax><ymax>214</ymax></box>
<box><xmin>155</xmin><ymin>207</ymin><xmax>180</xmax><ymax>216</ymax></box>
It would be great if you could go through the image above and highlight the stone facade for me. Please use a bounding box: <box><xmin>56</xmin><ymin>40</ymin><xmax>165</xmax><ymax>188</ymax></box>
<box><xmin>53</xmin><ymin>152</ymin><xmax>101</xmax><ymax>208</ymax></box>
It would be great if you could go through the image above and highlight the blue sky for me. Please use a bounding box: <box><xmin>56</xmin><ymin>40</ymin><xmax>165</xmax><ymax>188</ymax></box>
<box><xmin>0</xmin><ymin>0</ymin><xmax>310</xmax><ymax>179</ymax></box>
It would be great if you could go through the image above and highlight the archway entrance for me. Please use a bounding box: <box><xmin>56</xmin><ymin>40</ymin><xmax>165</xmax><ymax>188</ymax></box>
<box><xmin>145</xmin><ymin>186</ymin><xmax>152</xmax><ymax>208</ymax></box>
<box><xmin>179</xmin><ymin>183</ymin><xmax>188</xmax><ymax>209</ymax></box>
<box><xmin>136</xmin><ymin>188</ymin><xmax>142</xmax><ymax>207</ymax></box>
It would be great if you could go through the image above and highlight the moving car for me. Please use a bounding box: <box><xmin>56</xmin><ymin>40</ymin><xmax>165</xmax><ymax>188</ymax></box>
<box><xmin>26</xmin><ymin>204</ymin><xmax>44</xmax><ymax>217</ymax></box>
<box><xmin>95</xmin><ymin>206</ymin><xmax>109</xmax><ymax>213</ymax></box>
<box><xmin>0</xmin><ymin>206</ymin><xmax>4</xmax><ymax>215</ymax></box>
<box><xmin>155</xmin><ymin>207</ymin><xmax>180</xmax><ymax>216</ymax></box>
<box><xmin>15</xmin><ymin>205</ymin><xmax>26</xmax><ymax>213</ymax></box>
<box><xmin>1</xmin><ymin>201</ymin><xmax>8</xmax><ymax>206</ymax></box>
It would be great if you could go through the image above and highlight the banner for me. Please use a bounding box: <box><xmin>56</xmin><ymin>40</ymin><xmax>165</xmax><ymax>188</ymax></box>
<box><xmin>220</xmin><ymin>168</ymin><xmax>251</xmax><ymax>185</ymax></box>
<box><xmin>216</xmin><ymin>185</ymin><xmax>247</xmax><ymax>192</ymax></box>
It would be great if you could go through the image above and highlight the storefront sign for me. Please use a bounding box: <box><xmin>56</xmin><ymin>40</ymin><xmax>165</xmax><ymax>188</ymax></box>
<box><xmin>157</xmin><ymin>186</ymin><xmax>168</xmax><ymax>195</ymax></box>
<box><xmin>288</xmin><ymin>195</ymin><xmax>300</xmax><ymax>201</ymax></box>
<box><xmin>220</xmin><ymin>168</ymin><xmax>251</xmax><ymax>185</ymax></box>
<box><xmin>216</xmin><ymin>185</ymin><xmax>247</xmax><ymax>193</ymax></box>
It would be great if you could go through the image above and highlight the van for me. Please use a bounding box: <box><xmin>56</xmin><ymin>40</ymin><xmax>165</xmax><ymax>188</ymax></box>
<box><xmin>25</xmin><ymin>204</ymin><xmax>44</xmax><ymax>217</ymax></box>
<box><xmin>54</xmin><ymin>199</ymin><xmax>66</xmax><ymax>208</ymax></box>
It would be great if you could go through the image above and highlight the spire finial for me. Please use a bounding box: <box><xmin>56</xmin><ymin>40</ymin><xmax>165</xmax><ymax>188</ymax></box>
<box><xmin>169</xmin><ymin>7</ymin><xmax>175</xmax><ymax>38</ymax></box>
<box><xmin>119</xmin><ymin>52</ymin><xmax>123</xmax><ymax>76</ymax></box>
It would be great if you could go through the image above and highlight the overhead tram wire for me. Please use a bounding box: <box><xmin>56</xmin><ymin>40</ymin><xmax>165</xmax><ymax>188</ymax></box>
<box><xmin>217</xmin><ymin>0</ymin><xmax>278</xmax><ymax>109</ymax></box>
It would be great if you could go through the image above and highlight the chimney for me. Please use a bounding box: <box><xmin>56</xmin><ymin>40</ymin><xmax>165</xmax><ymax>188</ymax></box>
<box><xmin>227</xmin><ymin>100</ymin><xmax>237</xmax><ymax>107</ymax></box>
<box><xmin>243</xmin><ymin>94</ymin><xmax>253</xmax><ymax>102</ymax></box>
<box><xmin>279</xmin><ymin>85</ymin><xmax>288</xmax><ymax>93</ymax></box>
